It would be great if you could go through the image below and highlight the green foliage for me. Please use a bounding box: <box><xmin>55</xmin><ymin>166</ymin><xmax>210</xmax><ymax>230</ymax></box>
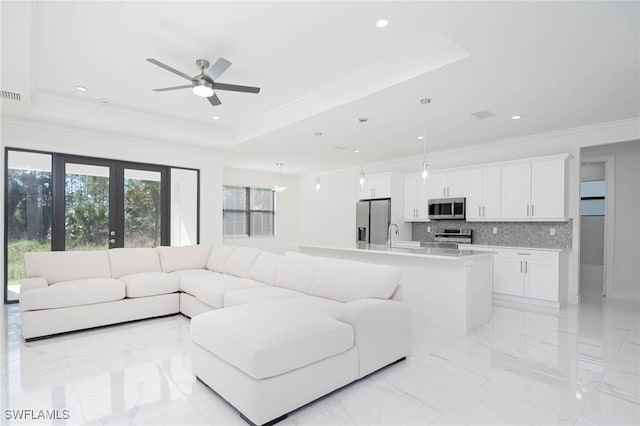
<box><xmin>7</xmin><ymin>239</ymin><xmax>50</xmax><ymax>285</ymax></box>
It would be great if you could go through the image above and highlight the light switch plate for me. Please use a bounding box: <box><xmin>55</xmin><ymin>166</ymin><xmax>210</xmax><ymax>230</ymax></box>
<box><xmin>550</xmin><ymin>227</ymin><xmax>556</xmax><ymax>236</ymax></box>
<box><xmin>492</xmin><ymin>227</ymin><xmax>497</xmax><ymax>234</ymax></box>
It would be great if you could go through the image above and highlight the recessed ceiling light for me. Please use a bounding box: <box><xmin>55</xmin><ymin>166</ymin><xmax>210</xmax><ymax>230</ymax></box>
<box><xmin>354</xmin><ymin>150</ymin><xmax>360</xmax><ymax>154</ymax></box>
<box><xmin>75</xmin><ymin>86</ymin><xmax>87</xmax><ymax>92</ymax></box>
<box><xmin>417</xmin><ymin>136</ymin><xmax>424</xmax><ymax>140</ymax></box>
<box><xmin>512</xmin><ymin>115</ymin><xmax>522</xmax><ymax>120</ymax></box>
<box><xmin>212</xmin><ymin>116</ymin><xmax>219</xmax><ymax>120</ymax></box>
<box><xmin>376</xmin><ymin>19</ymin><xmax>388</xmax><ymax>28</ymax></box>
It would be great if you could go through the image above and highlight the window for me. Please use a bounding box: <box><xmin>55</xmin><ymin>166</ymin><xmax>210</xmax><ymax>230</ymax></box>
<box><xmin>223</xmin><ymin>186</ymin><xmax>275</xmax><ymax>237</ymax></box>
<box><xmin>580</xmin><ymin>180</ymin><xmax>605</xmax><ymax>216</ymax></box>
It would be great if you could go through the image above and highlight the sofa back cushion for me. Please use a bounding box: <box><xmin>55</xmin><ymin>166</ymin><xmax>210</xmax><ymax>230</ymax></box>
<box><xmin>206</xmin><ymin>245</ymin><xmax>236</xmax><ymax>272</ymax></box>
<box><xmin>156</xmin><ymin>245</ymin><xmax>212</xmax><ymax>273</ymax></box>
<box><xmin>108</xmin><ymin>248</ymin><xmax>162</xmax><ymax>278</ymax></box>
<box><xmin>222</xmin><ymin>247</ymin><xmax>261</xmax><ymax>277</ymax></box>
<box><xmin>24</xmin><ymin>250</ymin><xmax>112</xmax><ymax>284</ymax></box>
<box><xmin>274</xmin><ymin>252</ymin><xmax>323</xmax><ymax>294</ymax></box>
<box><xmin>310</xmin><ymin>258</ymin><xmax>402</xmax><ymax>303</ymax></box>
<box><xmin>246</xmin><ymin>251</ymin><xmax>282</xmax><ymax>285</ymax></box>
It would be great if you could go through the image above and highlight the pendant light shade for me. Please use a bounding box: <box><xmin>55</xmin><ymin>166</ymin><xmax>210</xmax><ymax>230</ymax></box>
<box><xmin>272</xmin><ymin>162</ymin><xmax>287</xmax><ymax>193</ymax></box>
<box><xmin>419</xmin><ymin>98</ymin><xmax>431</xmax><ymax>183</ymax></box>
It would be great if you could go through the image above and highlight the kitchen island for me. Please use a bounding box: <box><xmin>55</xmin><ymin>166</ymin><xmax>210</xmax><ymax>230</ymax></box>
<box><xmin>298</xmin><ymin>244</ymin><xmax>493</xmax><ymax>335</ymax></box>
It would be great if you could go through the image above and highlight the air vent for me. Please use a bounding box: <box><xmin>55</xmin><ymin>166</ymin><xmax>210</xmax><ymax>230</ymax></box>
<box><xmin>471</xmin><ymin>110</ymin><xmax>495</xmax><ymax>119</ymax></box>
<box><xmin>1</xmin><ymin>90</ymin><xmax>21</xmax><ymax>101</ymax></box>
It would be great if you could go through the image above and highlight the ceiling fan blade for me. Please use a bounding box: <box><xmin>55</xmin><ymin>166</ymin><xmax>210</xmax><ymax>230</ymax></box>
<box><xmin>207</xmin><ymin>93</ymin><xmax>222</xmax><ymax>106</ymax></box>
<box><xmin>146</xmin><ymin>58</ymin><xmax>193</xmax><ymax>81</ymax></box>
<box><xmin>204</xmin><ymin>57</ymin><xmax>232</xmax><ymax>82</ymax></box>
<box><xmin>213</xmin><ymin>82</ymin><xmax>261</xmax><ymax>94</ymax></box>
<box><xmin>152</xmin><ymin>85</ymin><xmax>192</xmax><ymax>92</ymax></box>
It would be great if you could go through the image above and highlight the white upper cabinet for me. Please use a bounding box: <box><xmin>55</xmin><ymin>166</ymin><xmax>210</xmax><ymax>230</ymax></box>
<box><xmin>428</xmin><ymin>170</ymin><xmax>467</xmax><ymax>199</ymax></box>
<box><xmin>466</xmin><ymin>166</ymin><xmax>501</xmax><ymax>221</ymax></box>
<box><xmin>359</xmin><ymin>173</ymin><xmax>392</xmax><ymax>199</ymax></box>
<box><xmin>501</xmin><ymin>162</ymin><xmax>532</xmax><ymax>219</ymax></box>
<box><xmin>501</xmin><ymin>156</ymin><xmax>567</xmax><ymax>221</ymax></box>
<box><xmin>531</xmin><ymin>158</ymin><xmax>566</xmax><ymax>219</ymax></box>
<box><xmin>403</xmin><ymin>173</ymin><xmax>429</xmax><ymax>221</ymax></box>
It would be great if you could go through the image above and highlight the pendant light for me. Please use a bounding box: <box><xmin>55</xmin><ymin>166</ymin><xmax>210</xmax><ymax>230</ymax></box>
<box><xmin>272</xmin><ymin>162</ymin><xmax>287</xmax><ymax>193</ymax></box>
<box><xmin>315</xmin><ymin>172</ymin><xmax>321</xmax><ymax>192</ymax></box>
<box><xmin>358</xmin><ymin>118</ymin><xmax>368</xmax><ymax>188</ymax></box>
<box><xmin>419</xmin><ymin>98</ymin><xmax>431</xmax><ymax>183</ymax></box>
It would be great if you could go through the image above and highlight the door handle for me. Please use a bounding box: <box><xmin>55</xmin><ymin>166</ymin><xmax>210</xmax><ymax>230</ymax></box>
<box><xmin>524</xmin><ymin>261</ymin><xmax>528</xmax><ymax>274</ymax></box>
<box><xmin>520</xmin><ymin>260</ymin><xmax>523</xmax><ymax>273</ymax></box>
<box><xmin>527</xmin><ymin>204</ymin><xmax>530</xmax><ymax>216</ymax></box>
<box><xmin>482</xmin><ymin>206</ymin><xmax>485</xmax><ymax>217</ymax></box>
<box><xmin>109</xmin><ymin>239</ymin><xmax>116</xmax><ymax>244</ymax></box>
<box><xmin>110</xmin><ymin>231</ymin><xmax>116</xmax><ymax>236</ymax></box>
<box><xmin>479</xmin><ymin>206</ymin><xmax>481</xmax><ymax>216</ymax></box>
<box><xmin>531</xmin><ymin>204</ymin><xmax>534</xmax><ymax>216</ymax></box>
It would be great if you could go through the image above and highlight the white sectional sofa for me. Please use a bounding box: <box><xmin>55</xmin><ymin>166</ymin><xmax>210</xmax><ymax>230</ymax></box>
<box><xmin>20</xmin><ymin>245</ymin><xmax>411</xmax><ymax>425</ymax></box>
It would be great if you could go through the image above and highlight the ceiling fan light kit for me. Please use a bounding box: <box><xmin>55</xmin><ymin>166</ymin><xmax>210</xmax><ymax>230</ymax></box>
<box><xmin>147</xmin><ymin>57</ymin><xmax>260</xmax><ymax>107</ymax></box>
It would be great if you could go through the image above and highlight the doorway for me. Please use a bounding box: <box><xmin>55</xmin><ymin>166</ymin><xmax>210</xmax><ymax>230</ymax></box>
<box><xmin>52</xmin><ymin>155</ymin><xmax>169</xmax><ymax>251</ymax></box>
<box><xmin>4</xmin><ymin>150</ymin><xmax>177</xmax><ymax>304</ymax></box>
<box><xmin>579</xmin><ymin>156</ymin><xmax>614</xmax><ymax>303</ymax></box>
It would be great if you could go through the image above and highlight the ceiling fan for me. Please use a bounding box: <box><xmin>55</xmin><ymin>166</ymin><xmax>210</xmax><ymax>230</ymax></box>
<box><xmin>146</xmin><ymin>57</ymin><xmax>260</xmax><ymax>106</ymax></box>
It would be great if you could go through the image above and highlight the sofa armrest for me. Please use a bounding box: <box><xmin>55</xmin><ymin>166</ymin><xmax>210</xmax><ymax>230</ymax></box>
<box><xmin>337</xmin><ymin>298</ymin><xmax>411</xmax><ymax>377</ymax></box>
<box><xmin>21</xmin><ymin>277</ymin><xmax>49</xmax><ymax>293</ymax></box>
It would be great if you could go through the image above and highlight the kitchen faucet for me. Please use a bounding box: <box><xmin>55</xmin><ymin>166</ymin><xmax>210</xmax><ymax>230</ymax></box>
<box><xmin>387</xmin><ymin>223</ymin><xmax>399</xmax><ymax>249</ymax></box>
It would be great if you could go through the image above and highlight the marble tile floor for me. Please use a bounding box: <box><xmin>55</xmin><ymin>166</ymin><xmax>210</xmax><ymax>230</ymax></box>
<box><xmin>1</xmin><ymin>299</ymin><xmax>638</xmax><ymax>426</ymax></box>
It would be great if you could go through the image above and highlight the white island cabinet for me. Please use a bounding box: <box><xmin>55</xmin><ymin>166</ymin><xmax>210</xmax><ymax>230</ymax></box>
<box><xmin>298</xmin><ymin>244</ymin><xmax>493</xmax><ymax>335</ymax></box>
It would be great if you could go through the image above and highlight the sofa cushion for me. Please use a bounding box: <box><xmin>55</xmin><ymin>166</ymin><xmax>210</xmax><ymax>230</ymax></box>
<box><xmin>20</xmin><ymin>278</ymin><xmax>125</xmax><ymax>311</ymax></box>
<box><xmin>310</xmin><ymin>258</ymin><xmax>402</xmax><ymax>303</ymax></box>
<box><xmin>246</xmin><ymin>251</ymin><xmax>282</xmax><ymax>285</ymax></box>
<box><xmin>273</xmin><ymin>252</ymin><xmax>323</xmax><ymax>294</ymax></box>
<box><xmin>181</xmin><ymin>275</ymin><xmax>266</xmax><ymax>309</ymax></box>
<box><xmin>24</xmin><ymin>251</ymin><xmax>111</xmax><ymax>284</ymax></box>
<box><xmin>156</xmin><ymin>245</ymin><xmax>212</xmax><ymax>273</ymax></box>
<box><xmin>222</xmin><ymin>247</ymin><xmax>262</xmax><ymax>277</ymax></box>
<box><xmin>108</xmin><ymin>248</ymin><xmax>162</xmax><ymax>278</ymax></box>
<box><xmin>119</xmin><ymin>272</ymin><xmax>180</xmax><ymax>298</ymax></box>
<box><xmin>206</xmin><ymin>245</ymin><xmax>236</xmax><ymax>272</ymax></box>
<box><xmin>191</xmin><ymin>303</ymin><xmax>354</xmax><ymax>380</ymax></box>
<box><xmin>170</xmin><ymin>269</ymin><xmax>218</xmax><ymax>278</ymax></box>
<box><xmin>224</xmin><ymin>287</ymin><xmax>304</xmax><ymax>307</ymax></box>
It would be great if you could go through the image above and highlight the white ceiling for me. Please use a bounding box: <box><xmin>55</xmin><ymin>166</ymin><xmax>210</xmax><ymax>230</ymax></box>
<box><xmin>1</xmin><ymin>1</ymin><xmax>638</xmax><ymax>173</ymax></box>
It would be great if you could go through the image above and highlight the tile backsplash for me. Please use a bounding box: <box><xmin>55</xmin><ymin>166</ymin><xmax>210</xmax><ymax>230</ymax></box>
<box><xmin>412</xmin><ymin>220</ymin><xmax>572</xmax><ymax>249</ymax></box>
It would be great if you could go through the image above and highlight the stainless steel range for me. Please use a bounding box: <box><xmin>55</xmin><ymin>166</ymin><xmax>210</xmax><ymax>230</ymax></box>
<box><xmin>423</xmin><ymin>229</ymin><xmax>472</xmax><ymax>249</ymax></box>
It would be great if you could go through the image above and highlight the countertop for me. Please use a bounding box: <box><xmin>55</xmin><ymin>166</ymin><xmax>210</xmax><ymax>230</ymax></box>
<box><xmin>298</xmin><ymin>243</ymin><xmax>493</xmax><ymax>261</ymax></box>
<box><xmin>457</xmin><ymin>244</ymin><xmax>567</xmax><ymax>252</ymax></box>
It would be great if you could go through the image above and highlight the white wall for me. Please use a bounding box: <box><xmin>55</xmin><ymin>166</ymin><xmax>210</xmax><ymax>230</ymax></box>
<box><xmin>222</xmin><ymin>167</ymin><xmax>299</xmax><ymax>254</ymax></box>
<box><xmin>1</xmin><ymin>119</ymin><xmax>224</xmax><ymax>302</ymax></box>
<box><xmin>298</xmin><ymin>119</ymin><xmax>640</xmax><ymax>305</ymax></box>
<box><xmin>582</xmin><ymin>140</ymin><xmax>640</xmax><ymax>301</ymax></box>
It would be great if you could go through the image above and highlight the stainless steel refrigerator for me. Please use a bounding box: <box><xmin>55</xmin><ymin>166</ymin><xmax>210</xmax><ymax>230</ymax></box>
<box><xmin>356</xmin><ymin>199</ymin><xmax>391</xmax><ymax>244</ymax></box>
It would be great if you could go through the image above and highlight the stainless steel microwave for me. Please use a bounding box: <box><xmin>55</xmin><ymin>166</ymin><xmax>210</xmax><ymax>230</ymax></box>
<box><xmin>428</xmin><ymin>198</ymin><xmax>466</xmax><ymax>220</ymax></box>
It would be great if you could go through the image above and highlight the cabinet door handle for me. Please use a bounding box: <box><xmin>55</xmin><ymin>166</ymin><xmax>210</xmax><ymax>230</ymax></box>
<box><xmin>531</xmin><ymin>204</ymin><xmax>534</xmax><ymax>217</ymax></box>
<box><xmin>482</xmin><ymin>206</ymin><xmax>485</xmax><ymax>217</ymax></box>
<box><xmin>526</xmin><ymin>204</ymin><xmax>530</xmax><ymax>216</ymax></box>
<box><xmin>524</xmin><ymin>261</ymin><xmax>528</xmax><ymax>274</ymax></box>
<box><xmin>479</xmin><ymin>206</ymin><xmax>481</xmax><ymax>216</ymax></box>
<box><xmin>520</xmin><ymin>260</ymin><xmax>523</xmax><ymax>273</ymax></box>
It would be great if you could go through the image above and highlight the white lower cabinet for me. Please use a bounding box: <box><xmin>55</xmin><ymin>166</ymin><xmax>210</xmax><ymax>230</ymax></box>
<box><xmin>493</xmin><ymin>249</ymin><xmax>560</xmax><ymax>302</ymax></box>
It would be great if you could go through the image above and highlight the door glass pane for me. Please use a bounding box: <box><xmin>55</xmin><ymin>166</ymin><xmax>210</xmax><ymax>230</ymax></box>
<box><xmin>171</xmin><ymin>169</ymin><xmax>198</xmax><ymax>246</ymax></box>
<box><xmin>6</xmin><ymin>151</ymin><xmax>52</xmax><ymax>302</ymax></box>
<box><xmin>65</xmin><ymin>163</ymin><xmax>110</xmax><ymax>250</ymax></box>
<box><xmin>124</xmin><ymin>169</ymin><xmax>161</xmax><ymax>248</ymax></box>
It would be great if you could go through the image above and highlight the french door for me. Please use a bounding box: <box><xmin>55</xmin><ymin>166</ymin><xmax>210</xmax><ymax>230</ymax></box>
<box><xmin>52</xmin><ymin>155</ymin><xmax>169</xmax><ymax>250</ymax></box>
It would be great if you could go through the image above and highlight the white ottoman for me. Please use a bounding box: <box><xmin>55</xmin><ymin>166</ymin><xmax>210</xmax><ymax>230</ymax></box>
<box><xmin>190</xmin><ymin>301</ymin><xmax>359</xmax><ymax>426</ymax></box>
